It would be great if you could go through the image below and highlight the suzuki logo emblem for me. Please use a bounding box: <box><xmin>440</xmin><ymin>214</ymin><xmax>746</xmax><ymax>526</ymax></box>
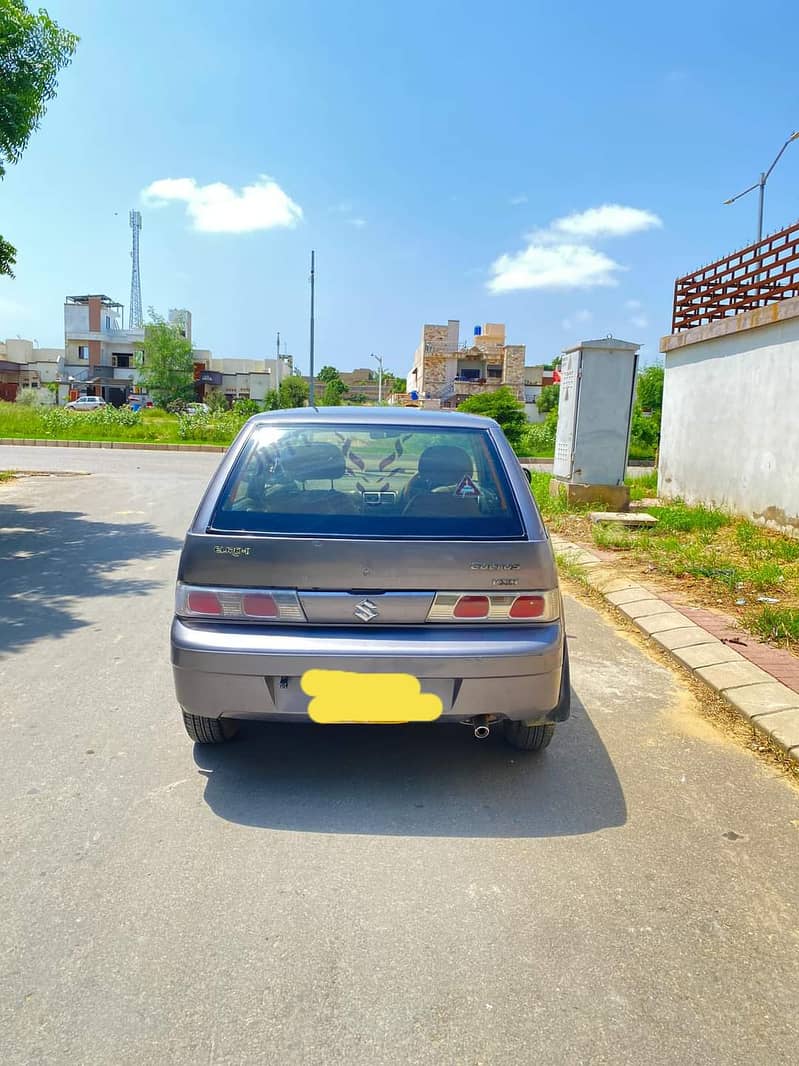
<box><xmin>354</xmin><ymin>598</ymin><xmax>379</xmax><ymax>622</ymax></box>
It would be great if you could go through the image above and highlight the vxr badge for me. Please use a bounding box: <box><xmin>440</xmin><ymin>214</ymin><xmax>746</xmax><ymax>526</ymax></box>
<box><xmin>354</xmin><ymin>599</ymin><xmax>379</xmax><ymax>622</ymax></box>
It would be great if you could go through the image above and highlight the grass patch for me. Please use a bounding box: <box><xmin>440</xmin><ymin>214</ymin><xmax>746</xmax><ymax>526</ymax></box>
<box><xmin>0</xmin><ymin>470</ymin><xmax>13</xmax><ymax>483</ymax></box>
<box><xmin>626</xmin><ymin>468</ymin><xmax>658</xmax><ymax>501</ymax></box>
<box><xmin>592</xmin><ymin>523</ymin><xmax>637</xmax><ymax>550</ymax></box>
<box><xmin>531</xmin><ymin>469</ymin><xmax>799</xmax><ymax>653</ymax></box>
<box><xmin>555</xmin><ymin>551</ymin><xmax>589</xmax><ymax>584</ymax></box>
<box><xmin>746</xmin><ymin>606</ymin><xmax>799</xmax><ymax>645</ymax></box>
<box><xmin>0</xmin><ymin>401</ymin><xmax>246</xmax><ymax>447</ymax></box>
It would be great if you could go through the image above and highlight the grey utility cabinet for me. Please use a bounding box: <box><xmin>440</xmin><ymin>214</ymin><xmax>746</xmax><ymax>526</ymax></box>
<box><xmin>553</xmin><ymin>337</ymin><xmax>641</xmax><ymax>486</ymax></box>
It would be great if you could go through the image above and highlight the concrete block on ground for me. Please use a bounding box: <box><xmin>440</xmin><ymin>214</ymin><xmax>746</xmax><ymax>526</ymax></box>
<box><xmin>595</xmin><ymin>577</ymin><xmax>643</xmax><ymax>594</ymax></box>
<box><xmin>590</xmin><ymin>511</ymin><xmax>657</xmax><ymax>527</ymax></box>
<box><xmin>606</xmin><ymin>586</ymin><xmax>651</xmax><ymax>606</ymax></box>
<box><xmin>724</xmin><ymin>682</ymin><xmax>799</xmax><ymax>721</ymax></box>
<box><xmin>549</xmin><ymin>479</ymin><xmax>631</xmax><ymax>511</ymax></box>
<box><xmin>670</xmin><ymin>640</ymin><xmax>745</xmax><ymax>667</ymax></box>
<box><xmin>696</xmin><ymin>661</ymin><xmax>771</xmax><ymax>694</ymax></box>
<box><xmin>750</xmin><ymin>708</ymin><xmax>799</xmax><ymax>754</ymax></box>
<box><xmin>654</xmin><ymin>627</ymin><xmax>726</xmax><ymax>652</ymax></box>
<box><xmin>636</xmin><ymin>611</ymin><xmax>696</xmax><ymax>635</ymax></box>
<box><xmin>620</xmin><ymin>599</ymin><xmax>680</xmax><ymax>621</ymax></box>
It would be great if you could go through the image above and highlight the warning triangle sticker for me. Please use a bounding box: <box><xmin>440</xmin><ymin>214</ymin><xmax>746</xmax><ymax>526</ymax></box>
<box><xmin>455</xmin><ymin>475</ymin><xmax>481</xmax><ymax>498</ymax></box>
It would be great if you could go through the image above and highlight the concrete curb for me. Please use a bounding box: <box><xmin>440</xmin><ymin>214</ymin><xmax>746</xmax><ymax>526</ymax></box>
<box><xmin>552</xmin><ymin>535</ymin><xmax>799</xmax><ymax>764</ymax></box>
<box><xmin>0</xmin><ymin>437</ymin><xmax>226</xmax><ymax>454</ymax></box>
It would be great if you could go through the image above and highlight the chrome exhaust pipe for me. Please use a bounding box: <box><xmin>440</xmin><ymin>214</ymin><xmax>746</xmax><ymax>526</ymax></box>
<box><xmin>473</xmin><ymin>716</ymin><xmax>490</xmax><ymax>740</ymax></box>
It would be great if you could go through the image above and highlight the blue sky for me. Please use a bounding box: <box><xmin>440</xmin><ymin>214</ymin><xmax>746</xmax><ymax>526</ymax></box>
<box><xmin>1</xmin><ymin>0</ymin><xmax>798</xmax><ymax>374</ymax></box>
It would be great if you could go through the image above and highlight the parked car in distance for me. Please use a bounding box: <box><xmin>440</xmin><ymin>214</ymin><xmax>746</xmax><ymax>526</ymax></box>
<box><xmin>171</xmin><ymin>407</ymin><xmax>570</xmax><ymax>752</ymax></box>
<box><xmin>66</xmin><ymin>395</ymin><xmax>107</xmax><ymax>411</ymax></box>
<box><xmin>185</xmin><ymin>402</ymin><xmax>210</xmax><ymax>416</ymax></box>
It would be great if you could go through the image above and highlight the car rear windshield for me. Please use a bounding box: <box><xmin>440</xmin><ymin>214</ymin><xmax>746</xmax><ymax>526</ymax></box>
<box><xmin>209</xmin><ymin>423</ymin><xmax>525</xmax><ymax>538</ymax></box>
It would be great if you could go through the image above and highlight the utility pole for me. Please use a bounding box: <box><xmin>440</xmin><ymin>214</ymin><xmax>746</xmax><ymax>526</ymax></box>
<box><xmin>276</xmin><ymin>331</ymin><xmax>280</xmax><ymax>359</ymax></box>
<box><xmin>308</xmin><ymin>251</ymin><xmax>315</xmax><ymax>405</ymax></box>
<box><xmin>371</xmin><ymin>352</ymin><xmax>384</xmax><ymax>404</ymax></box>
<box><xmin>723</xmin><ymin>130</ymin><xmax>799</xmax><ymax>243</ymax></box>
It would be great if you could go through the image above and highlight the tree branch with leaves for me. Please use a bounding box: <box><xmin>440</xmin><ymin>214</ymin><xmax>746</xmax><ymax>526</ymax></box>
<box><xmin>0</xmin><ymin>1</ymin><xmax>78</xmax><ymax>276</ymax></box>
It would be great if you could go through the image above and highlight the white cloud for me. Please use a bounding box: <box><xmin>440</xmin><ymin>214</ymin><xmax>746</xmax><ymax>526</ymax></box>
<box><xmin>551</xmin><ymin>204</ymin><xmax>662</xmax><ymax>240</ymax></box>
<box><xmin>347</xmin><ymin>217</ymin><xmax>367</xmax><ymax>228</ymax></box>
<box><xmin>630</xmin><ymin>313</ymin><xmax>649</xmax><ymax>329</ymax></box>
<box><xmin>487</xmin><ymin>203</ymin><xmax>661</xmax><ymax>293</ymax></box>
<box><xmin>489</xmin><ymin>243</ymin><xmax>622</xmax><ymax>293</ymax></box>
<box><xmin>509</xmin><ymin>194</ymin><xmax>528</xmax><ymax>206</ymax></box>
<box><xmin>141</xmin><ymin>175</ymin><xmax>303</xmax><ymax>233</ymax></box>
<box><xmin>625</xmin><ymin>298</ymin><xmax>642</xmax><ymax>310</ymax></box>
<box><xmin>561</xmin><ymin>309</ymin><xmax>593</xmax><ymax>331</ymax></box>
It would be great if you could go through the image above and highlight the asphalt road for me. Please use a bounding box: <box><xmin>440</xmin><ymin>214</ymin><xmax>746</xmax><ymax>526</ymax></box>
<box><xmin>1</xmin><ymin>446</ymin><xmax>798</xmax><ymax>1066</ymax></box>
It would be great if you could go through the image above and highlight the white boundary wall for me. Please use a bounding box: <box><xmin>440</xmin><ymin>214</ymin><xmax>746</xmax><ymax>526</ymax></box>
<box><xmin>659</xmin><ymin>297</ymin><xmax>799</xmax><ymax>536</ymax></box>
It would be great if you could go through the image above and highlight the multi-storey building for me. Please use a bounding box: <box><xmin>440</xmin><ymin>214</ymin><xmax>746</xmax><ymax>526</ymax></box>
<box><xmin>405</xmin><ymin>320</ymin><xmax>525</xmax><ymax>408</ymax></box>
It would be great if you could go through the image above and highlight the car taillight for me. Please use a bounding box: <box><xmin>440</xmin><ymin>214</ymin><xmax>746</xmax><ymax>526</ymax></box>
<box><xmin>175</xmin><ymin>583</ymin><xmax>305</xmax><ymax>622</ymax></box>
<box><xmin>241</xmin><ymin>594</ymin><xmax>278</xmax><ymax>618</ymax></box>
<box><xmin>453</xmin><ymin>595</ymin><xmax>490</xmax><ymax>619</ymax></box>
<box><xmin>509</xmin><ymin>595</ymin><xmax>546</xmax><ymax>619</ymax></box>
<box><xmin>187</xmin><ymin>591</ymin><xmax>223</xmax><ymax>615</ymax></box>
<box><xmin>427</xmin><ymin>590</ymin><xmax>559</xmax><ymax>623</ymax></box>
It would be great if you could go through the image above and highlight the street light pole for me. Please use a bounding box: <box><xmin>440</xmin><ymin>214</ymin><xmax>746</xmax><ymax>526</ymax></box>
<box><xmin>723</xmin><ymin>131</ymin><xmax>799</xmax><ymax>242</ymax></box>
<box><xmin>308</xmin><ymin>251</ymin><xmax>315</xmax><ymax>406</ymax></box>
<box><xmin>371</xmin><ymin>352</ymin><xmax>384</xmax><ymax>404</ymax></box>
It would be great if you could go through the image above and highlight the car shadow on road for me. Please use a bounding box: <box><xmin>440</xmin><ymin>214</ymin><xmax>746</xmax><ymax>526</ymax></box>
<box><xmin>0</xmin><ymin>501</ymin><xmax>182</xmax><ymax>654</ymax></box>
<box><xmin>193</xmin><ymin>689</ymin><xmax>626</xmax><ymax>838</ymax></box>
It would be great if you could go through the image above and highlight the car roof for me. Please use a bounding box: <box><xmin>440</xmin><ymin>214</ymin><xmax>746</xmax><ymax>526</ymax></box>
<box><xmin>246</xmin><ymin>406</ymin><xmax>497</xmax><ymax>430</ymax></box>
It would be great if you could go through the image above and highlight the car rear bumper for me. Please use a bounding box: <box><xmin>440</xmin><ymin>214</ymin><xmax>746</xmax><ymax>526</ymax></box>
<box><xmin>171</xmin><ymin>618</ymin><xmax>567</xmax><ymax>724</ymax></box>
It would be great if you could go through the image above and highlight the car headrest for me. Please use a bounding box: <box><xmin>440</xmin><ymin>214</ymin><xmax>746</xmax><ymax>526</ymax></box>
<box><xmin>279</xmin><ymin>442</ymin><xmax>346</xmax><ymax>482</ymax></box>
<box><xmin>417</xmin><ymin>445</ymin><xmax>473</xmax><ymax>488</ymax></box>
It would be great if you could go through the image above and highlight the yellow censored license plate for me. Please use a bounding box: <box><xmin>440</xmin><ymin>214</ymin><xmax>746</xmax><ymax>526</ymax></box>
<box><xmin>300</xmin><ymin>669</ymin><xmax>444</xmax><ymax>725</ymax></box>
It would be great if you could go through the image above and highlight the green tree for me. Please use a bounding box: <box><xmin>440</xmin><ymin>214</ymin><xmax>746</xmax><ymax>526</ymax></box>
<box><xmin>278</xmin><ymin>376</ymin><xmax>309</xmax><ymax>409</ymax></box>
<box><xmin>0</xmin><ymin>2</ymin><xmax>78</xmax><ymax>276</ymax></box>
<box><xmin>262</xmin><ymin>390</ymin><xmax>280</xmax><ymax>411</ymax></box>
<box><xmin>322</xmin><ymin>380</ymin><xmax>347</xmax><ymax>406</ymax></box>
<box><xmin>316</xmin><ymin>365</ymin><xmax>348</xmax><ymax>405</ymax></box>
<box><xmin>628</xmin><ymin>363</ymin><xmax>665</xmax><ymax>460</ymax></box>
<box><xmin>457</xmin><ymin>387</ymin><xmax>527</xmax><ymax>449</ymax></box>
<box><xmin>636</xmin><ymin>363</ymin><xmax>664</xmax><ymax>414</ymax></box>
<box><xmin>138</xmin><ymin>311</ymin><xmax>195</xmax><ymax>407</ymax></box>
<box><xmin>536</xmin><ymin>383</ymin><xmax>560</xmax><ymax>414</ymax></box>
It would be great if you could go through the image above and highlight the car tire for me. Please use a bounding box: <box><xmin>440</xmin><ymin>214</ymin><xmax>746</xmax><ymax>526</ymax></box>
<box><xmin>502</xmin><ymin>644</ymin><xmax>570</xmax><ymax>752</ymax></box>
<box><xmin>502</xmin><ymin>720</ymin><xmax>555</xmax><ymax>751</ymax></box>
<box><xmin>181</xmin><ymin>710</ymin><xmax>238</xmax><ymax>744</ymax></box>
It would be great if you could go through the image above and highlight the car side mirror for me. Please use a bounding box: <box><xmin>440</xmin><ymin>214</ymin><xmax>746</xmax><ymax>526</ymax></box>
<box><xmin>523</xmin><ymin>467</ymin><xmax>532</xmax><ymax>484</ymax></box>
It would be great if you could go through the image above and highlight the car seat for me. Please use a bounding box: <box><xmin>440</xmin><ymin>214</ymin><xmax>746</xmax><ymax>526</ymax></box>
<box><xmin>401</xmin><ymin>445</ymin><xmax>479</xmax><ymax>516</ymax></box>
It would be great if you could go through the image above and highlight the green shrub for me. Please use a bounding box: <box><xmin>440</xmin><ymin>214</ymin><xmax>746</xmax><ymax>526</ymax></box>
<box><xmin>16</xmin><ymin>389</ymin><xmax>38</xmax><ymax>406</ymax></box>
<box><xmin>457</xmin><ymin>387</ymin><xmax>527</xmax><ymax>448</ymax></box>
<box><xmin>206</xmin><ymin>391</ymin><xmax>229</xmax><ymax>413</ymax></box>
<box><xmin>232</xmin><ymin>398</ymin><xmax>260</xmax><ymax>418</ymax></box>
<box><xmin>39</xmin><ymin>405</ymin><xmax>145</xmax><ymax>438</ymax></box>
<box><xmin>520</xmin><ymin>411</ymin><xmax>558</xmax><ymax>455</ymax></box>
<box><xmin>177</xmin><ymin>411</ymin><xmax>246</xmax><ymax>443</ymax></box>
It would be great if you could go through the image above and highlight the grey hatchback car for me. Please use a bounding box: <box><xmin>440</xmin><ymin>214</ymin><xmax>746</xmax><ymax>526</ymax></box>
<box><xmin>171</xmin><ymin>407</ymin><xmax>570</xmax><ymax>751</ymax></box>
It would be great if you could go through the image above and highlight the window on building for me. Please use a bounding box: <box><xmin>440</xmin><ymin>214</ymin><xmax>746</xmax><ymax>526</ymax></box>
<box><xmin>78</xmin><ymin>345</ymin><xmax>89</xmax><ymax>360</ymax></box>
<box><xmin>487</xmin><ymin>366</ymin><xmax>502</xmax><ymax>379</ymax></box>
<box><xmin>112</xmin><ymin>354</ymin><xmax>131</xmax><ymax>368</ymax></box>
<box><xmin>105</xmin><ymin>315</ymin><xmax>111</xmax><ymax>330</ymax></box>
<box><xmin>459</xmin><ymin>368</ymin><xmax>480</xmax><ymax>381</ymax></box>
